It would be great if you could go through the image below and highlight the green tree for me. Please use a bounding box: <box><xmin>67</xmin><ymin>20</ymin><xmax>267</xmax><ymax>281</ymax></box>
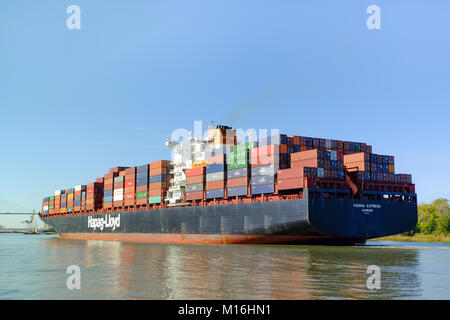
<box><xmin>416</xmin><ymin>199</ymin><xmax>449</xmax><ymax>235</ymax></box>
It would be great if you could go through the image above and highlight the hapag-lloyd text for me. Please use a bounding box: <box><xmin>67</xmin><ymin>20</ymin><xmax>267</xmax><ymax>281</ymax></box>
<box><xmin>88</xmin><ymin>214</ymin><xmax>120</xmax><ymax>231</ymax></box>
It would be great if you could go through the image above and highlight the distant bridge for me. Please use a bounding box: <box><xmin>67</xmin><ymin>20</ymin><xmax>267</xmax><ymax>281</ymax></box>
<box><xmin>0</xmin><ymin>212</ymin><xmax>39</xmax><ymax>215</ymax></box>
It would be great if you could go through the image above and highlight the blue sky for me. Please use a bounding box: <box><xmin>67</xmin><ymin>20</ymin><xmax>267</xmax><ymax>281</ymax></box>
<box><xmin>1</xmin><ymin>1</ymin><xmax>449</xmax><ymax>227</ymax></box>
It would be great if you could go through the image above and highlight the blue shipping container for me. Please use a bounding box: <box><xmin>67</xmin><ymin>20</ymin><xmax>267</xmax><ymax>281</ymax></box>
<box><xmin>251</xmin><ymin>184</ymin><xmax>274</xmax><ymax>195</ymax></box>
<box><xmin>206</xmin><ymin>189</ymin><xmax>224</xmax><ymax>199</ymax></box>
<box><xmin>206</xmin><ymin>164</ymin><xmax>225</xmax><ymax>174</ymax></box>
<box><xmin>251</xmin><ymin>175</ymin><xmax>274</xmax><ymax>186</ymax></box>
<box><xmin>251</xmin><ymin>165</ymin><xmax>276</xmax><ymax>177</ymax></box>
<box><xmin>104</xmin><ymin>190</ymin><xmax>113</xmax><ymax>197</ymax></box>
<box><xmin>227</xmin><ymin>186</ymin><xmax>247</xmax><ymax>197</ymax></box>
<box><xmin>150</xmin><ymin>174</ymin><xmax>166</xmax><ymax>183</ymax></box>
<box><xmin>227</xmin><ymin>167</ymin><xmax>248</xmax><ymax>179</ymax></box>
<box><xmin>137</xmin><ymin>165</ymin><xmax>149</xmax><ymax>173</ymax></box>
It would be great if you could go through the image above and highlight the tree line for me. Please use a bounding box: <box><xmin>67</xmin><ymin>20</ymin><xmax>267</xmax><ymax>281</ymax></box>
<box><xmin>404</xmin><ymin>198</ymin><xmax>450</xmax><ymax>235</ymax></box>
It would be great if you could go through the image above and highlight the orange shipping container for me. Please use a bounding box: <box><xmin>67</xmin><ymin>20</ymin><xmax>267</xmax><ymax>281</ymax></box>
<box><xmin>343</xmin><ymin>152</ymin><xmax>369</xmax><ymax>164</ymax></box>
<box><xmin>205</xmin><ymin>154</ymin><xmax>226</xmax><ymax>165</ymax></box>
<box><xmin>136</xmin><ymin>185</ymin><xmax>148</xmax><ymax>192</ymax></box>
<box><xmin>206</xmin><ymin>180</ymin><xmax>225</xmax><ymax>190</ymax></box>
<box><xmin>186</xmin><ymin>175</ymin><xmax>204</xmax><ymax>185</ymax></box>
<box><xmin>277</xmin><ymin>178</ymin><xmax>304</xmax><ymax>190</ymax></box>
<box><xmin>149</xmin><ymin>189</ymin><xmax>167</xmax><ymax>197</ymax></box>
<box><xmin>344</xmin><ymin>161</ymin><xmax>369</xmax><ymax>172</ymax></box>
<box><xmin>150</xmin><ymin>160</ymin><xmax>171</xmax><ymax>169</ymax></box>
<box><xmin>227</xmin><ymin>177</ymin><xmax>248</xmax><ymax>188</ymax></box>
<box><xmin>291</xmin><ymin>159</ymin><xmax>318</xmax><ymax>169</ymax></box>
<box><xmin>149</xmin><ymin>182</ymin><xmax>169</xmax><ymax>190</ymax></box>
<box><xmin>278</xmin><ymin>167</ymin><xmax>304</xmax><ymax>180</ymax></box>
<box><xmin>291</xmin><ymin>149</ymin><xmax>321</xmax><ymax>162</ymax></box>
<box><xmin>150</xmin><ymin>166</ymin><xmax>169</xmax><ymax>176</ymax></box>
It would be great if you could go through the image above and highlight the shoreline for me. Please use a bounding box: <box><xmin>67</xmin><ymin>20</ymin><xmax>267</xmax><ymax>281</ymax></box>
<box><xmin>371</xmin><ymin>234</ymin><xmax>450</xmax><ymax>243</ymax></box>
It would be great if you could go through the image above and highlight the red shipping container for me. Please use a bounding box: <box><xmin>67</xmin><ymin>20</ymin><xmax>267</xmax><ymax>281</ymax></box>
<box><xmin>124</xmin><ymin>193</ymin><xmax>135</xmax><ymax>200</ymax></box>
<box><xmin>125</xmin><ymin>180</ymin><xmax>135</xmax><ymax>188</ymax></box>
<box><xmin>186</xmin><ymin>167</ymin><xmax>205</xmax><ymax>177</ymax></box>
<box><xmin>186</xmin><ymin>191</ymin><xmax>203</xmax><ymax>200</ymax></box>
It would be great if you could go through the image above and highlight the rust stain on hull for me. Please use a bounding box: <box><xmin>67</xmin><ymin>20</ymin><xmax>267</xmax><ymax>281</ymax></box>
<box><xmin>59</xmin><ymin>233</ymin><xmax>365</xmax><ymax>245</ymax></box>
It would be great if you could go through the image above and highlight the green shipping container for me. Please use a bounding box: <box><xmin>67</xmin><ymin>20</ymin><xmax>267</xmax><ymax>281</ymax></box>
<box><xmin>114</xmin><ymin>176</ymin><xmax>124</xmax><ymax>183</ymax></box>
<box><xmin>136</xmin><ymin>191</ymin><xmax>148</xmax><ymax>199</ymax></box>
<box><xmin>48</xmin><ymin>205</ymin><xmax>54</xmax><ymax>210</ymax></box>
<box><xmin>149</xmin><ymin>196</ymin><xmax>162</xmax><ymax>204</ymax></box>
<box><xmin>49</xmin><ymin>196</ymin><xmax>55</xmax><ymax>201</ymax></box>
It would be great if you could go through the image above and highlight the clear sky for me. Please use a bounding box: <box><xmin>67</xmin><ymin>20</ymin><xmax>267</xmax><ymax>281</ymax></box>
<box><xmin>1</xmin><ymin>1</ymin><xmax>449</xmax><ymax>227</ymax></box>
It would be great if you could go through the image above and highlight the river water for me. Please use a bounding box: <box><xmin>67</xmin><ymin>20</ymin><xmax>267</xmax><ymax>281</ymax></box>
<box><xmin>0</xmin><ymin>233</ymin><xmax>449</xmax><ymax>299</ymax></box>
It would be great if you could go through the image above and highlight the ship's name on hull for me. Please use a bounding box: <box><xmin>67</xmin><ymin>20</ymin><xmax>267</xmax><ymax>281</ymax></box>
<box><xmin>88</xmin><ymin>214</ymin><xmax>120</xmax><ymax>231</ymax></box>
<box><xmin>353</xmin><ymin>203</ymin><xmax>381</xmax><ymax>214</ymax></box>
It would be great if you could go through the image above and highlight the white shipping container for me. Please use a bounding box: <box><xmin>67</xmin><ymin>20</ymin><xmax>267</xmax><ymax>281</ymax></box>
<box><xmin>43</xmin><ymin>205</ymin><xmax>49</xmax><ymax>210</ymax></box>
<box><xmin>54</xmin><ymin>190</ymin><xmax>61</xmax><ymax>196</ymax></box>
<box><xmin>114</xmin><ymin>188</ymin><xmax>124</xmax><ymax>195</ymax></box>
<box><xmin>113</xmin><ymin>194</ymin><xmax>124</xmax><ymax>201</ymax></box>
<box><xmin>75</xmin><ymin>185</ymin><xmax>82</xmax><ymax>191</ymax></box>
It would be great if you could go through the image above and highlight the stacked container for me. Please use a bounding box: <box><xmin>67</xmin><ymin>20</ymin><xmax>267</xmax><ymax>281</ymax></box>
<box><xmin>124</xmin><ymin>167</ymin><xmax>136</xmax><ymax>207</ymax></box>
<box><xmin>66</xmin><ymin>189</ymin><xmax>74</xmax><ymax>213</ymax></box>
<box><xmin>74</xmin><ymin>185</ymin><xmax>86</xmax><ymax>212</ymax></box>
<box><xmin>277</xmin><ymin>167</ymin><xmax>305</xmax><ymax>190</ymax></box>
<box><xmin>60</xmin><ymin>192</ymin><xmax>67</xmax><ymax>213</ymax></box>
<box><xmin>250</xmin><ymin>137</ymin><xmax>285</xmax><ymax>195</ymax></box>
<box><xmin>395</xmin><ymin>174</ymin><xmax>412</xmax><ymax>184</ymax></box>
<box><xmin>48</xmin><ymin>196</ymin><xmax>55</xmax><ymax>214</ymax></box>
<box><xmin>136</xmin><ymin>164</ymin><xmax>149</xmax><ymax>205</ymax></box>
<box><xmin>42</xmin><ymin>197</ymin><xmax>49</xmax><ymax>215</ymax></box>
<box><xmin>149</xmin><ymin>160</ymin><xmax>171</xmax><ymax>204</ymax></box>
<box><xmin>86</xmin><ymin>181</ymin><xmax>103</xmax><ymax>211</ymax></box>
<box><xmin>185</xmin><ymin>167</ymin><xmax>205</xmax><ymax>201</ymax></box>
<box><xmin>226</xmin><ymin>143</ymin><xmax>253</xmax><ymax>197</ymax></box>
<box><xmin>103</xmin><ymin>172</ymin><xmax>116</xmax><ymax>209</ymax></box>
<box><xmin>205</xmin><ymin>155</ymin><xmax>226</xmax><ymax>199</ymax></box>
<box><xmin>344</xmin><ymin>152</ymin><xmax>395</xmax><ymax>182</ymax></box>
<box><xmin>291</xmin><ymin>149</ymin><xmax>345</xmax><ymax>180</ymax></box>
<box><xmin>113</xmin><ymin>175</ymin><xmax>124</xmax><ymax>207</ymax></box>
<box><xmin>54</xmin><ymin>190</ymin><xmax>61</xmax><ymax>214</ymax></box>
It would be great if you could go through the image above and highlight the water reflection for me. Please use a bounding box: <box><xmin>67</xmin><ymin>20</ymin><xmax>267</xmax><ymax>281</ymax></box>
<box><xmin>5</xmin><ymin>235</ymin><xmax>442</xmax><ymax>299</ymax></box>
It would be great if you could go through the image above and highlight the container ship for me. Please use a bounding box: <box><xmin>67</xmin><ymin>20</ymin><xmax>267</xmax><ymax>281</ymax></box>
<box><xmin>39</xmin><ymin>124</ymin><xmax>417</xmax><ymax>245</ymax></box>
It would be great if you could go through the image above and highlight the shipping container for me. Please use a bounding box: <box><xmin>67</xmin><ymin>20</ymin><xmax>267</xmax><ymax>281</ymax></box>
<box><xmin>227</xmin><ymin>186</ymin><xmax>248</xmax><ymax>197</ymax></box>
